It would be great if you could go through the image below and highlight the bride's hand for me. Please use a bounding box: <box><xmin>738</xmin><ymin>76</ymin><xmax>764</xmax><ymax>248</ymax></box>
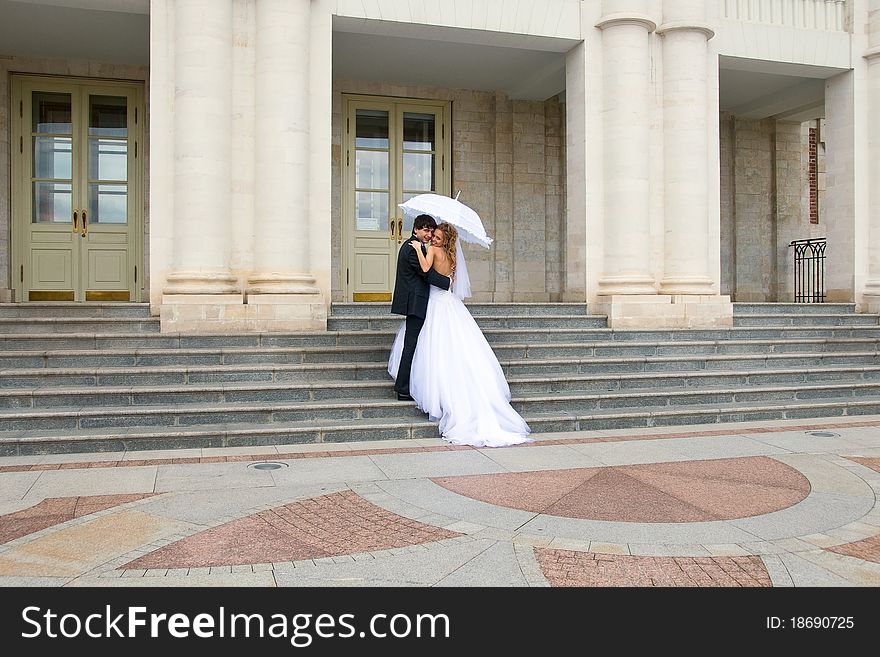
<box><xmin>410</xmin><ymin>241</ymin><xmax>421</xmax><ymax>251</ymax></box>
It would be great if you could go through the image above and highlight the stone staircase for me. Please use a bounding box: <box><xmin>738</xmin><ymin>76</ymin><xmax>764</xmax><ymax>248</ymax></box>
<box><xmin>1</xmin><ymin>301</ymin><xmax>879</xmax><ymax>455</ymax></box>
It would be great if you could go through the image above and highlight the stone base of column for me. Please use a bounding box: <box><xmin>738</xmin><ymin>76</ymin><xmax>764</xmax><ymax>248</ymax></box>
<box><xmin>862</xmin><ymin>294</ymin><xmax>880</xmax><ymax>314</ymax></box>
<box><xmin>244</xmin><ymin>293</ymin><xmax>328</xmax><ymax>332</ymax></box>
<box><xmin>594</xmin><ymin>294</ymin><xmax>733</xmax><ymax>329</ymax></box>
<box><xmin>0</xmin><ymin>288</ymin><xmax>13</xmax><ymax>303</ymax></box>
<box><xmin>160</xmin><ymin>293</ymin><xmax>328</xmax><ymax>333</ymax></box>
<box><xmin>160</xmin><ymin>294</ymin><xmax>245</xmax><ymax>333</ymax></box>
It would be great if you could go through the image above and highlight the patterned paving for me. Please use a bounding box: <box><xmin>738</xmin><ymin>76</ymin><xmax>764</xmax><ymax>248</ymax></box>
<box><xmin>828</xmin><ymin>533</ymin><xmax>880</xmax><ymax>564</ymax></box>
<box><xmin>847</xmin><ymin>457</ymin><xmax>880</xmax><ymax>474</ymax></box>
<box><xmin>122</xmin><ymin>491</ymin><xmax>461</xmax><ymax>570</ymax></box>
<box><xmin>534</xmin><ymin>548</ymin><xmax>773</xmax><ymax>587</ymax></box>
<box><xmin>432</xmin><ymin>457</ymin><xmax>810</xmax><ymax>522</ymax></box>
<box><xmin>0</xmin><ymin>493</ymin><xmax>155</xmax><ymax>544</ymax></box>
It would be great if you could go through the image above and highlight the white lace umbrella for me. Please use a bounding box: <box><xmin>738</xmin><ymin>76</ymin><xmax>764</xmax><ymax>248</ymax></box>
<box><xmin>398</xmin><ymin>193</ymin><xmax>493</xmax><ymax>248</ymax></box>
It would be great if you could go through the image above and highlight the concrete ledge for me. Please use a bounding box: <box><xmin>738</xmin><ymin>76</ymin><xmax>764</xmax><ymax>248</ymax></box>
<box><xmin>594</xmin><ymin>294</ymin><xmax>733</xmax><ymax>329</ymax></box>
<box><xmin>160</xmin><ymin>293</ymin><xmax>327</xmax><ymax>333</ymax></box>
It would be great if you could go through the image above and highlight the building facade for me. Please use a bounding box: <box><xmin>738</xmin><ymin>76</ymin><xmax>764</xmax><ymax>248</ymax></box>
<box><xmin>1</xmin><ymin>0</ymin><xmax>877</xmax><ymax>330</ymax></box>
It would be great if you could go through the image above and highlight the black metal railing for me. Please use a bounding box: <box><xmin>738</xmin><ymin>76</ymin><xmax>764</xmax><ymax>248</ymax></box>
<box><xmin>789</xmin><ymin>238</ymin><xmax>826</xmax><ymax>302</ymax></box>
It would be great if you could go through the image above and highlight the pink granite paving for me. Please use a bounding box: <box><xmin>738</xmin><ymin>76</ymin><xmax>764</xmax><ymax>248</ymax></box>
<box><xmin>122</xmin><ymin>490</ymin><xmax>461</xmax><ymax>569</ymax></box>
<box><xmin>0</xmin><ymin>493</ymin><xmax>156</xmax><ymax>544</ymax></box>
<box><xmin>432</xmin><ymin>457</ymin><xmax>810</xmax><ymax>522</ymax></box>
<box><xmin>535</xmin><ymin>549</ymin><xmax>773</xmax><ymax>587</ymax></box>
<box><xmin>846</xmin><ymin>457</ymin><xmax>880</xmax><ymax>474</ymax></box>
<box><xmin>828</xmin><ymin>533</ymin><xmax>880</xmax><ymax>564</ymax></box>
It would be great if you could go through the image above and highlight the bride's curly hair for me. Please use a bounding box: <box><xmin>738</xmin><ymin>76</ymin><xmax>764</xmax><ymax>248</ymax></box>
<box><xmin>435</xmin><ymin>222</ymin><xmax>457</xmax><ymax>279</ymax></box>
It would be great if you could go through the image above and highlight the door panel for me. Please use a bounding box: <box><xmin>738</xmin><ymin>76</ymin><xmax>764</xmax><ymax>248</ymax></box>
<box><xmin>13</xmin><ymin>76</ymin><xmax>142</xmax><ymax>302</ymax></box>
<box><xmin>344</xmin><ymin>96</ymin><xmax>449</xmax><ymax>301</ymax></box>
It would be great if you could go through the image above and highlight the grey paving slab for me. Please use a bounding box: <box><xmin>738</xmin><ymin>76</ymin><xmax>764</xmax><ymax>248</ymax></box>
<box><xmin>0</xmin><ymin>576</ymin><xmax>77</xmax><ymax>587</ymax></box>
<box><xmin>434</xmin><ymin>541</ymin><xmax>530</xmax><ymax>586</ymax></box>
<box><xmin>135</xmin><ymin>484</ymin><xmax>345</xmax><ymax>524</ymax></box>
<box><xmin>122</xmin><ymin>448</ymin><xmax>204</xmax><ymax>461</ymax></box>
<box><xmin>743</xmin><ymin>431</ymin><xmax>865</xmax><ymax>453</ymax></box>
<box><xmin>792</xmin><ymin>549</ymin><xmax>880</xmax><ymax>586</ymax></box>
<box><xmin>39</xmin><ymin>451</ymin><xmax>126</xmax><ymax>464</ymax></box>
<box><xmin>272</xmin><ymin>539</ymin><xmax>494</xmax><ymax>587</ymax></box>
<box><xmin>476</xmin><ymin>444</ymin><xmax>604</xmax><ymax>472</ymax></box>
<box><xmin>267</xmin><ymin>456</ymin><xmax>389</xmax><ymax>487</ymax></box>
<box><xmin>775</xmin><ymin>552</ymin><xmax>862</xmax><ymax>587</ymax></box>
<box><xmin>67</xmin><ymin>572</ymin><xmax>277</xmax><ymax>587</ymax></box>
<box><xmin>154</xmin><ymin>462</ymin><xmax>274</xmax><ymax>493</ymax></box>
<box><xmin>514</xmin><ymin>542</ymin><xmax>551</xmax><ymax>587</ymax></box>
<box><xmin>517</xmin><ymin>514</ymin><xmax>763</xmax><ymax>545</ymax></box>
<box><xmin>0</xmin><ymin>499</ymin><xmax>42</xmax><ymax>515</ymax></box>
<box><xmin>22</xmin><ymin>467</ymin><xmax>157</xmax><ymax>500</ymax></box>
<box><xmin>367</xmin><ymin>450</ymin><xmax>508</xmax><ymax>480</ymax></box>
<box><xmin>374</xmin><ymin>479</ymin><xmax>538</xmax><ymax>531</ymax></box>
<box><xmin>770</xmin><ymin>453</ymin><xmax>876</xmax><ymax>497</ymax></box>
<box><xmin>627</xmin><ymin>543</ymin><xmax>712</xmax><ymax>557</ymax></box>
<box><xmin>201</xmin><ymin>445</ymin><xmax>280</xmax><ymax>457</ymax></box>
<box><xmin>0</xmin><ymin>471</ymin><xmax>41</xmax><ymax>501</ymax></box>
<box><xmin>656</xmin><ymin>434</ymin><xmax>792</xmax><ymax>460</ymax></box>
<box><xmin>760</xmin><ymin>555</ymin><xmax>794</xmax><ymax>587</ymax></box>
<box><xmin>0</xmin><ymin>455</ymin><xmax>46</xmax><ymax>466</ymax></box>
<box><xmin>565</xmin><ymin>439</ymin><xmax>693</xmax><ymax>466</ymax></box>
<box><xmin>729</xmin><ymin>491</ymin><xmax>876</xmax><ymax>541</ymax></box>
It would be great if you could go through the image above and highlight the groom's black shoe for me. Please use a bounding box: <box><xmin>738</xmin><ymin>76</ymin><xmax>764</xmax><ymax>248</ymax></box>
<box><xmin>396</xmin><ymin>392</ymin><xmax>414</xmax><ymax>401</ymax></box>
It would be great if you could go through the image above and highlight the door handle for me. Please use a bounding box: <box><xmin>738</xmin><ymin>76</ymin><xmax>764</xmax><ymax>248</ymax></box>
<box><xmin>390</xmin><ymin>220</ymin><xmax>395</xmax><ymax>241</ymax></box>
<box><xmin>397</xmin><ymin>219</ymin><xmax>403</xmax><ymax>244</ymax></box>
<box><xmin>72</xmin><ymin>210</ymin><xmax>78</xmax><ymax>232</ymax></box>
<box><xmin>81</xmin><ymin>210</ymin><xmax>88</xmax><ymax>237</ymax></box>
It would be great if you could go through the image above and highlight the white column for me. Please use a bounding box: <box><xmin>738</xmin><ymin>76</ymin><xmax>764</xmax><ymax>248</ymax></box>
<box><xmin>595</xmin><ymin>3</ymin><xmax>657</xmax><ymax>295</ymax></box>
<box><xmin>658</xmin><ymin>0</ymin><xmax>716</xmax><ymax>295</ymax></box>
<box><xmin>248</xmin><ymin>0</ymin><xmax>319</xmax><ymax>295</ymax></box>
<box><xmin>164</xmin><ymin>0</ymin><xmax>237</xmax><ymax>295</ymax></box>
<box><xmin>864</xmin><ymin>3</ymin><xmax>880</xmax><ymax>301</ymax></box>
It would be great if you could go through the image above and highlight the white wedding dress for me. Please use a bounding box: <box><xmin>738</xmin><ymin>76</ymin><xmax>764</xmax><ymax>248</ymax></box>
<box><xmin>388</xmin><ymin>284</ymin><xmax>532</xmax><ymax>447</ymax></box>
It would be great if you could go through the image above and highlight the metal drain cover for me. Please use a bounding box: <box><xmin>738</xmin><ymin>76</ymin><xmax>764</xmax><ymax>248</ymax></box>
<box><xmin>806</xmin><ymin>431</ymin><xmax>839</xmax><ymax>438</ymax></box>
<box><xmin>248</xmin><ymin>462</ymin><xmax>288</xmax><ymax>470</ymax></box>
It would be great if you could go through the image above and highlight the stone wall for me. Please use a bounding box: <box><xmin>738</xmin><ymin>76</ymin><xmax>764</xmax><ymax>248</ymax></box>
<box><xmin>719</xmin><ymin>113</ymin><xmax>826</xmax><ymax>301</ymax></box>
<box><xmin>331</xmin><ymin>81</ymin><xmax>566</xmax><ymax>302</ymax></box>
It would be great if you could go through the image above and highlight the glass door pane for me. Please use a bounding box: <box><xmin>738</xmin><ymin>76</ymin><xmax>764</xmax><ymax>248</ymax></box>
<box><xmin>400</xmin><ymin>111</ymin><xmax>437</xmax><ymax>235</ymax></box>
<box><xmin>87</xmin><ymin>95</ymin><xmax>128</xmax><ymax>224</ymax></box>
<box><xmin>354</xmin><ymin>109</ymin><xmax>390</xmax><ymax>233</ymax></box>
<box><xmin>31</xmin><ymin>92</ymin><xmax>73</xmax><ymax>223</ymax></box>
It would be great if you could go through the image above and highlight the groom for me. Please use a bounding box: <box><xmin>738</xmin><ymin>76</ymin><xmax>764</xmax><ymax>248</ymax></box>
<box><xmin>390</xmin><ymin>214</ymin><xmax>451</xmax><ymax>401</ymax></box>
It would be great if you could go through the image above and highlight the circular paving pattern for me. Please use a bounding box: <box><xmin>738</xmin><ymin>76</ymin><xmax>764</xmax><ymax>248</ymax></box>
<box><xmin>431</xmin><ymin>457</ymin><xmax>811</xmax><ymax>523</ymax></box>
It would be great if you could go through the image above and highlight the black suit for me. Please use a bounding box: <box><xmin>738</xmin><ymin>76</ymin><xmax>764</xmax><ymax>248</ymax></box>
<box><xmin>391</xmin><ymin>235</ymin><xmax>451</xmax><ymax>396</ymax></box>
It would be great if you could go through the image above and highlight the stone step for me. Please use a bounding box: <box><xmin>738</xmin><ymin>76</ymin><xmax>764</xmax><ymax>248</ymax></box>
<box><xmin>3</xmin><ymin>395</ymin><xmax>879</xmax><ymax>455</ymax></box>
<box><xmin>2</xmin><ymin>364</ymin><xmax>878</xmax><ymax>410</ymax></box>
<box><xmin>327</xmin><ymin>314</ymin><xmax>609</xmax><ymax>330</ymax></box>
<box><xmin>732</xmin><ymin>313</ymin><xmax>879</xmax><ymax>327</ymax></box>
<box><xmin>3</xmin><ymin>350</ymin><xmax>880</xmax><ymax>389</ymax></box>
<box><xmin>0</xmin><ymin>318</ymin><xmax>161</xmax><ymax>334</ymax></box>
<box><xmin>329</xmin><ymin>302</ymin><xmax>591</xmax><ymax>317</ymax></box>
<box><xmin>4</xmin><ymin>337</ymin><xmax>878</xmax><ymax>370</ymax></box>
<box><xmin>0</xmin><ymin>302</ymin><xmax>152</xmax><ymax>318</ymax></box>
<box><xmin>732</xmin><ymin>302</ymin><xmax>856</xmax><ymax>315</ymax></box>
<box><xmin>3</xmin><ymin>378</ymin><xmax>880</xmax><ymax>434</ymax></box>
<box><xmin>5</xmin><ymin>325</ymin><xmax>880</xmax><ymax>352</ymax></box>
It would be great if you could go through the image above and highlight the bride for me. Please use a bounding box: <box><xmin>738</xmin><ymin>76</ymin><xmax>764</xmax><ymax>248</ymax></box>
<box><xmin>388</xmin><ymin>222</ymin><xmax>532</xmax><ymax>448</ymax></box>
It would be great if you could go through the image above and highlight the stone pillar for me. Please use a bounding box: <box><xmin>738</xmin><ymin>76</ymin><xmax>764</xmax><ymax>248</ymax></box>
<box><xmin>653</xmin><ymin>0</ymin><xmax>731</xmax><ymax>327</ymax></box>
<box><xmin>161</xmin><ymin>0</ymin><xmax>240</xmax><ymax>330</ymax></box>
<box><xmin>863</xmin><ymin>2</ymin><xmax>880</xmax><ymax>310</ymax></box>
<box><xmin>595</xmin><ymin>2</ymin><xmax>656</xmax><ymax>297</ymax></box>
<box><xmin>657</xmin><ymin>0</ymin><xmax>716</xmax><ymax>296</ymax></box>
<box><xmin>246</xmin><ymin>0</ymin><xmax>326</xmax><ymax>330</ymax></box>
